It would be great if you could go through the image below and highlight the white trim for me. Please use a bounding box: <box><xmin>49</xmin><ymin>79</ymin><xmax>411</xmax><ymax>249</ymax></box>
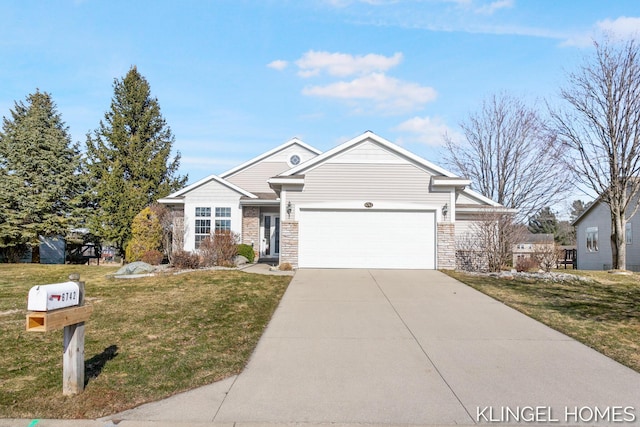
<box><xmin>280</xmin><ymin>131</ymin><xmax>457</xmax><ymax>178</ymax></box>
<box><xmin>161</xmin><ymin>174</ymin><xmax>257</xmax><ymax>199</ymax></box>
<box><xmin>296</xmin><ymin>201</ymin><xmax>445</xmax><ymax>221</ymax></box>
<box><xmin>267</xmin><ymin>177</ymin><xmax>305</xmax><ymax>185</ymax></box>
<box><xmin>220</xmin><ymin>138</ymin><xmax>322</xmax><ymax>179</ymax></box>
<box><xmin>432</xmin><ymin>178</ymin><xmax>472</xmax><ymax>187</ymax></box>
<box><xmin>157</xmin><ymin>198</ymin><xmax>184</xmax><ymax>204</ymax></box>
<box><xmin>459</xmin><ymin>188</ymin><xmax>502</xmax><ymax>207</ymax></box>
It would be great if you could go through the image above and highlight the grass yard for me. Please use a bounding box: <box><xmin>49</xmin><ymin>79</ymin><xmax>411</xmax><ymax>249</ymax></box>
<box><xmin>444</xmin><ymin>269</ymin><xmax>640</xmax><ymax>373</ymax></box>
<box><xmin>0</xmin><ymin>264</ymin><xmax>291</xmax><ymax>419</ymax></box>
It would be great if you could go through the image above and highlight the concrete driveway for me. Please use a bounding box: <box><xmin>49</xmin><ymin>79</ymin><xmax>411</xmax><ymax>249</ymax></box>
<box><xmin>112</xmin><ymin>269</ymin><xmax>640</xmax><ymax>425</ymax></box>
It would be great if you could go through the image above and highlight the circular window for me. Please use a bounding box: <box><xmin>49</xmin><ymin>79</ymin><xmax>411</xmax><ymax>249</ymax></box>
<box><xmin>289</xmin><ymin>154</ymin><xmax>301</xmax><ymax>166</ymax></box>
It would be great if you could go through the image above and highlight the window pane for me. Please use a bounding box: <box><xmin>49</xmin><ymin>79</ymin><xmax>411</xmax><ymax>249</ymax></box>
<box><xmin>215</xmin><ymin>219</ymin><xmax>231</xmax><ymax>231</ymax></box>
<box><xmin>626</xmin><ymin>223</ymin><xmax>632</xmax><ymax>245</ymax></box>
<box><xmin>196</xmin><ymin>207</ymin><xmax>211</xmax><ymax>217</ymax></box>
<box><xmin>195</xmin><ymin>219</ymin><xmax>211</xmax><ymax>234</ymax></box>
<box><xmin>215</xmin><ymin>207</ymin><xmax>231</xmax><ymax>217</ymax></box>
<box><xmin>586</xmin><ymin>227</ymin><xmax>598</xmax><ymax>252</ymax></box>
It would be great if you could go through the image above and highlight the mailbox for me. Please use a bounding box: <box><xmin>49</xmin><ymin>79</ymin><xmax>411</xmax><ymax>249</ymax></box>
<box><xmin>27</xmin><ymin>282</ymin><xmax>80</xmax><ymax>311</ymax></box>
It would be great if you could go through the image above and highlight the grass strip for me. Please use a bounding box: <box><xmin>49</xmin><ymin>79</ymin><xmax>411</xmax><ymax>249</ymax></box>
<box><xmin>0</xmin><ymin>264</ymin><xmax>290</xmax><ymax>418</ymax></box>
<box><xmin>444</xmin><ymin>269</ymin><xmax>640</xmax><ymax>374</ymax></box>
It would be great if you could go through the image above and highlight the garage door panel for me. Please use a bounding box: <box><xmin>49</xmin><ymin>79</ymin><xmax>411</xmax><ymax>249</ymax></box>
<box><xmin>298</xmin><ymin>209</ymin><xmax>435</xmax><ymax>269</ymax></box>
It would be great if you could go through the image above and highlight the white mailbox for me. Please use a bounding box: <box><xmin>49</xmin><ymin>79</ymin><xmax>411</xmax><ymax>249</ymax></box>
<box><xmin>27</xmin><ymin>282</ymin><xmax>80</xmax><ymax>311</ymax></box>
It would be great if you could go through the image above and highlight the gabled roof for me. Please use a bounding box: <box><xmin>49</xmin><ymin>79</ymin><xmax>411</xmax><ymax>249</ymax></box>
<box><xmin>158</xmin><ymin>174</ymin><xmax>257</xmax><ymax>203</ymax></box>
<box><xmin>571</xmin><ymin>198</ymin><xmax>600</xmax><ymax>226</ymax></box>
<box><xmin>278</xmin><ymin>130</ymin><xmax>502</xmax><ymax>208</ymax></box>
<box><xmin>220</xmin><ymin>137</ymin><xmax>322</xmax><ymax>179</ymax></box>
<box><xmin>280</xmin><ymin>131</ymin><xmax>454</xmax><ymax>178</ymax></box>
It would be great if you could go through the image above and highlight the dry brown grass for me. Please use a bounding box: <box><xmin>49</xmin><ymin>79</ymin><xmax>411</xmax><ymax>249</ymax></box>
<box><xmin>0</xmin><ymin>264</ymin><xmax>290</xmax><ymax>418</ymax></box>
<box><xmin>445</xmin><ymin>269</ymin><xmax>640</xmax><ymax>373</ymax></box>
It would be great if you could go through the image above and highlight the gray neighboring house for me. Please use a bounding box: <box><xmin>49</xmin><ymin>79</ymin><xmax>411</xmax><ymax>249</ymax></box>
<box><xmin>572</xmin><ymin>197</ymin><xmax>640</xmax><ymax>271</ymax></box>
<box><xmin>159</xmin><ymin>131</ymin><xmax>508</xmax><ymax>270</ymax></box>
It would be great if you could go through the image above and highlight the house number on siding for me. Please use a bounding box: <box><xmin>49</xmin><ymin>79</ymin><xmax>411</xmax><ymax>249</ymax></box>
<box><xmin>364</xmin><ymin>202</ymin><xmax>373</xmax><ymax>208</ymax></box>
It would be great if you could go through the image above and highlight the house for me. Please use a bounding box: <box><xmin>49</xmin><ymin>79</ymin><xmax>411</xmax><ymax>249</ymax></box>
<box><xmin>572</xmin><ymin>198</ymin><xmax>640</xmax><ymax>271</ymax></box>
<box><xmin>159</xmin><ymin>131</ymin><xmax>506</xmax><ymax>269</ymax></box>
<box><xmin>512</xmin><ymin>234</ymin><xmax>555</xmax><ymax>261</ymax></box>
<box><xmin>512</xmin><ymin>233</ymin><xmax>555</xmax><ymax>268</ymax></box>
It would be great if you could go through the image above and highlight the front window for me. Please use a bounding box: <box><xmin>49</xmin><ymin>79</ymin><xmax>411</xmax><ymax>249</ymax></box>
<box><xmin>626</xmin><ymin>222</ymin><xmax>632</xmax><ymax>245</ymax></box>
<box><xmin>215</xmin><ymin>207</ymin><xmax>231</xmax><ymax>232</ymax></box>
<box><xmin>586</xmin><ymin>227</ymin><xmax>598</xmax><ymax>252</ymax></box>
<box><xmin>195</xmin><ymin>207</ymin><xmax>212</xmax><ymax>248</ymax></box>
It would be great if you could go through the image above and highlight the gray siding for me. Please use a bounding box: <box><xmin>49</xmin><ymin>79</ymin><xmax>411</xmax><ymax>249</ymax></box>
<box><xmin>287</xmin><ymin>163</ymin><xmax>449</xmax><ymax>207</ymax></box>
<box><xmin>226</xmin><ymin>162</ymin><xmax>290</xmax><ymax>193</ymax></box>
<box><xmin>576</xmin><ymin>198</ymin><xmax>640</xmax><ymax>270</ymax></box>
<box><xmin>187</xmin><ymin>179</ymin><xmax>245</xmax><ymax>203</ymax></box>
<box><xmin>225</xmin><ymin>144</ymin><xmax>319</xmax><ymax>193</ymax></box>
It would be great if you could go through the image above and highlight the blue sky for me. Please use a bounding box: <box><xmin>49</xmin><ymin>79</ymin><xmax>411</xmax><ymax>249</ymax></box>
<box><xmin>2</xmin><ymin>0</ymin><xmax>640</xmax><ymax>210</ymax></box>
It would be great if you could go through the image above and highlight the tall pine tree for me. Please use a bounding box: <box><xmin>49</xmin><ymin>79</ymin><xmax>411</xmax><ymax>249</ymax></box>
<box><xmin>0</xmin><ymin>90</ymin><xmax>84</xmax><ymax>260</ymax></box>
<box><xmin>86</xmin><ymin>66</ymin><xmax>187</xmax><ymax>255</ymax></box>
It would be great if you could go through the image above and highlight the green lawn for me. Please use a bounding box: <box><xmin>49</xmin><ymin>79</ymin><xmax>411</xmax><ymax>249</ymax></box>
<box><xmin>0</xmin><ymin>264</ymin><xmax>291</xmax><ymax>419</ymax></box>
<box><xmin>444</xmin><ymin>269</ymin><xmax>640</xmax><ymax>373</ymax></box>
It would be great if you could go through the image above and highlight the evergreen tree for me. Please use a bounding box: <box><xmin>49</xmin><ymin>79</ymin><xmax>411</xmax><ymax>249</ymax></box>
<box><xmin>0</xmin><ymin>90</ymin><xmax>84</xmax><ymax>257</ymax></box>
<box><xmin>528</xmin><ymin>207</ymin><xmax>559</xmax><ymax>237</ymax></box>
<box><xmin>85</xmin><ymin>66</ymin><xmax>187</xmax><ymax>255</ymax></box>
<box><xmin>570</xmin><ymin>199</ymin><xmax>591</xmax><ymax>222</ymax></box>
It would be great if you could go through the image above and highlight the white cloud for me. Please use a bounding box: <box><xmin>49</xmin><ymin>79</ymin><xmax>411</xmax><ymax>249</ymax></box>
<box><xmin>394</xmin><ymin>116</ymin><xmax>463</xmax><ymax>146</ymax></box>
<box><xmin>597</xmin><ymin>16</ymin><xmax>640</xmax><ymax>39</ymax></box>
<box><xmin>267</xmin><ymin>59</ymin><xmax>289</xmax><ymax>71</ymax></box>
<box><xmin>302</xmin><ymin>72</ymin><xmax>436</xmax><ymax>114</ymax></box>
<box><xmin>475</xmin><ymin>0</ymin><xmax>513</xmax><ymax>15</ymax></box>
<box><xmin>295</xmin><ymin>51</ymin><xmax>403</xmax><ymax>77</ymax></box>
<box><xmin>562</xmin><ymin>16</ymin><xmax>640</xmax><ymax>48</ymax></box>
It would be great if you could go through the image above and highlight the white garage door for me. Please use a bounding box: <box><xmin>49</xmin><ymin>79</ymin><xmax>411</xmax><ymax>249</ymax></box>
<box><xmin>298</xmin><ymin>209</ymin><xmax>436</xmax><ymax>269</ymax></box>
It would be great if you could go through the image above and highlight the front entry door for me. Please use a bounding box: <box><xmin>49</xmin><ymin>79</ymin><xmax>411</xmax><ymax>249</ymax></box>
<box><xmin>260</xmin><ymin>214</ymin><xmax>280</xmax><ymax>257</ymax></box>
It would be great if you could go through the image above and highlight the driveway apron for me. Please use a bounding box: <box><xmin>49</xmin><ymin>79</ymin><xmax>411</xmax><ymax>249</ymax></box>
<box><xmin>213</xmin><ymin>269</ymin><xmax>640</xmax><ymax>425</ymax></box>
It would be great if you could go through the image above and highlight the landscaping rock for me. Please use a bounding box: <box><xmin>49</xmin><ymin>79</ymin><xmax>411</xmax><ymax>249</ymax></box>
<box><xmin>234</xmin><ymin>255</ymin><xmax>249</xmax><ymax>266</ymax></box>
<box><xmin>115</xmin><ymin>261</ymin><xmax>155</xmax><ymax>276</ymax></box>
<box><xmin>464</xmin><ymin>270</ymin><xmax>594</xmax><ymax>283</ymax></box>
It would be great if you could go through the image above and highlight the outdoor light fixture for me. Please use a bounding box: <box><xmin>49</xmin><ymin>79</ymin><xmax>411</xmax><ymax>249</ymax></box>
<box><xmin>442</xmin><ymin>203</ymin><xmax>448</xmax><ymax>218</ymax></box>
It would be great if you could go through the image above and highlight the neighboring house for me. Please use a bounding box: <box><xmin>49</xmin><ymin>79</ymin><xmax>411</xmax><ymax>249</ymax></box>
<box><xmin>512</xmin><ymin>233</ymin><xmax>555</xmax><ymax>265</ymax></box>
<box><xmin>572</xmin><ymin>198</ymin><xmax>640</xmax><ymax>271</ymax></box>
<box><xmin>159</xmin><ymin>131</ymin><xmax>506</xmax><ymax>269</ymax></box>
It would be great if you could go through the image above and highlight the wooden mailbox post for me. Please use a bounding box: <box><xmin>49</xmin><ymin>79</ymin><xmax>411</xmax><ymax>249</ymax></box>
<box><xmin>26</xmin><ymin>273</ymin><xmax>93</xmax><ymax>395</ymax></box>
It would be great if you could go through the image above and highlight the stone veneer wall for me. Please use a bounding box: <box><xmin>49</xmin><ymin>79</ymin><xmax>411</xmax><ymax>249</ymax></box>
<box><xmin>437</xmin><ymin>222</ymin><xmax>456</xmax><ymax>270</ymax></box>
<box><xmin>242</xmin><ymin>207</ymin><xmax>260</xmax><ymax>258</ymax></box>
<box><xmin>280</xmin><ymin>221</ymin><xmax>299</xmax><ymax>268</ymax></box>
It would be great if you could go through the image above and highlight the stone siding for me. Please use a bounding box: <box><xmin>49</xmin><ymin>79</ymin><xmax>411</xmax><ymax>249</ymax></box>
<box><xmin>242</xmin><ymin>207</ymin><xmax>260</xmax><ymax>258</ymax></box>
<box><xmin>437</xmin><ymin>222</ymin><xmax>456</xmax><ymax>269</ymax></box>
<box><xmin>280</xmin><ymin>221</ymin><xmax>299</xmax><ymax>268</ymax></box>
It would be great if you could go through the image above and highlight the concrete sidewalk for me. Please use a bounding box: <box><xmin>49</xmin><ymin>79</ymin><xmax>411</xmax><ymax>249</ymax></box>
<box><xmin>101</xmin><ymin>269</ymin><xmax>640</xmax><ymax>425</ymax></box>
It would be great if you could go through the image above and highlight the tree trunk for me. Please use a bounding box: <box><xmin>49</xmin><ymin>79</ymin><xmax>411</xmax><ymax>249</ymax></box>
<box><xmin>611</xmin><ymin>213</ymin><xmax>626</xmax><ymax>270</ymax></box>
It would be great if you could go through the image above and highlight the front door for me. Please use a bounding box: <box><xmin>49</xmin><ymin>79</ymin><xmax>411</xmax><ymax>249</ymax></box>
<box><xmin>260</xmin><ymin>214</ymin><xmax>280</xmax><ymax>257</ymax></box>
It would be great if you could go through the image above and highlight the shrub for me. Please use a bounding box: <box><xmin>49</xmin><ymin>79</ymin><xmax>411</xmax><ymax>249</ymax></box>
<box><xmin>142</xmin><ymin>250</ymin><xmax>164</xmax><ymax>265</ymax></box>
<box><xmin>237</xmin><ymin>243</ymin><xmax>255</xmax><ymax>263</ymax></box>
<box><xmin>198</xmin><ymin>236</ymin><xmax>217</xmax><ymax>267</ymax></box>
<box><xmin>199</xmin><ymin>231</ymin><xmax>239</xmax><ymax>267</ymax></box>
<box><xmin>172</xmin><ymin>250</ymin><xmax>200</xmax><ymax>269</ymax></box>
<box><xmin>125</xmin><ymin>206</ymin><xmax>163</xmax><ymax>263</ymax></box>
<box><xmin>279</xmin><ymin>262</ymin><xmax>293</xmax><ymax>271</ymax></box>
<box><xmin>515</xmin><ymin>256</ymin><xmax>539</xmax><ymax>272</ymax></box>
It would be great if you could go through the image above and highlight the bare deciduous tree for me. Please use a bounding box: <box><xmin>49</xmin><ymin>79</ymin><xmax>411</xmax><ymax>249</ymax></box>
<box><xmin>445</xmin><ymin>93</ymin><xmax>566</xmax><ymax>222</ymax></box>
<box><xmin>456</xmin><ymin>209</ymin><xmax>526</xmax><ymax>272</ymax></box>
<box><xmin>551</xmin><ymin>38</ymin><xmax>640</xmax><ymax>270</ymax></box>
